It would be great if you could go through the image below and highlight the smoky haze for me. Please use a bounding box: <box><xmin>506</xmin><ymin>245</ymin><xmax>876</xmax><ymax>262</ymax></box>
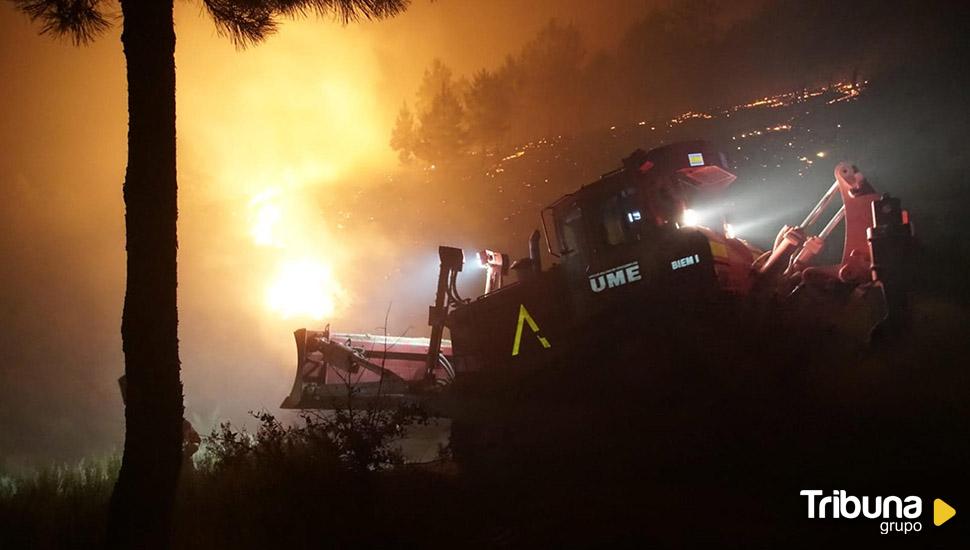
<box><xmin>0</xmin><ymin>0</ymin><xmax>672</xmax><ymax>466</ymax></box>
<box><xmin>1</xmin><ymin>0</ymin><xmax>967</xmax><ymax>467</ymax></box>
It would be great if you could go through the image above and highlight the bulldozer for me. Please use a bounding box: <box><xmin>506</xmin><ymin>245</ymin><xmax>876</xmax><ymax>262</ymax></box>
<box><xmin>281</xmin><ymin>140</ymin><xmax>914</xmax><ymax>410</ymax></box>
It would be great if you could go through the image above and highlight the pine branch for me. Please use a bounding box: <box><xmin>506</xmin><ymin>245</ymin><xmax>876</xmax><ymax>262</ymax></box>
<box><xmin>202</xmin><ymin>0</ymin><xmax>277</xmax><ymax>46</ymax></box>
<box><xmin>203</xmin><ymin>0</ymin><xmax>411</xmax><ymax>48</ymax></box>
<box><xmin>13</xmin><ymin>0</ymin><xmax>112</xmax><ymax>45</ymax></box>
<box><xmin>273</xmin><ymin>0</ymin><xmax>410</xmax><ymax>23</ymax></box>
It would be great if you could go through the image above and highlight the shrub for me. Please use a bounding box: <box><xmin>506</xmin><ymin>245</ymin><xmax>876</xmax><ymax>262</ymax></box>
<box><xmin>199</xmin><ymin>401</ymin><xmax>430</xmax><ymax>475</ymax></box>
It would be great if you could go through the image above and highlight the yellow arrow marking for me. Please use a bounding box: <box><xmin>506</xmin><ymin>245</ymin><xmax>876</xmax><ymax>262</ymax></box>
<box><xmin>934</xmin><ymin>498</ymin><xmax>956</xmax><ymax>526</ymax></box>
<box><xmin>511</xmin><ymin>304</ymin><xmax>551</xmax><ymax>356</ymax></box>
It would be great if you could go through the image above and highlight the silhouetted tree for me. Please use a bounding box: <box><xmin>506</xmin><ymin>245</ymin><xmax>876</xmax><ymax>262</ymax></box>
<box><xmin>416</xmin><ymin>82</ymin><xmax>467</xmax><ymax>163</ymax></box>
<box><xmin>509</xmin><ymin>19</ymin><xmax>586</xmax><ymax>138</ymax></box>
<box><xmin>12</xmin><ymin>0</ymin><xmax>408</xmax><ymax>548</ymax></box>
<box><xmin>414</xmin><ymin>58</ymin><xmax>455</xmax><ymax>116</ymax></box>
<box><xmin>390</xmin><ymin>101</ymin><xmax>417</xmax><ymax>163</ymax></box>
<box><xmin>464</xmin><ymin>69</ymin><xmax>512</xmax><ymax>151</ymax></box>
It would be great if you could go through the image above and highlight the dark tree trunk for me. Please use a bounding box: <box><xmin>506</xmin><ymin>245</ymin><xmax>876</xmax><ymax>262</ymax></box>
<box><xmin>106</xmin><ymin>1</ymin><xmax>182</xmax><ymax>548</ymax></box>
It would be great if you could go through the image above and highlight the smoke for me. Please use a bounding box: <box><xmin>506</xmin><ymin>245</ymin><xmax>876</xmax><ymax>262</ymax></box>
<box><xmin>2</xmin><ymin>0</ymin><xmax>967</xmax><ymax>468</ymax></box>
<box><xmin>172</xmin><ymin>10</ymin><xmax>418</xmax><ymax>434</ymax></box>
<box><xmin>0</xmin><ymin>4</ymin><xmax>414</xmax><ymax>466</ymax></box>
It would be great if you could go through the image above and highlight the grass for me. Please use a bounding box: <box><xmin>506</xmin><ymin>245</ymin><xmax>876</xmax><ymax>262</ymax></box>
<box><xmin>0</xmin><ymin>455</ymin><xmax>118</xmax><ymax>548</ymax></box>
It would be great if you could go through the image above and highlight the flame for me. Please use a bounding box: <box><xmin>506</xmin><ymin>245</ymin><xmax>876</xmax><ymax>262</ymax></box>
<box><xmin>246</xmin><ymin>186</ymin><xmax>348</xmax><ymax>321</ymax></box>
<box><xmin>266</xmin><ymin>258</ymin><xmax>342</xmax><ymax>320</ymax></box>
<box><xmin>249</xmin><ymin>188</ymin><xmax>283</xmax><ymax>247</ymax></box>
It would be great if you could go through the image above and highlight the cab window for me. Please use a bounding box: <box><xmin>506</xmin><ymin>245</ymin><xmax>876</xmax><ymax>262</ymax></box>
<box><xmin>597</xmin><ymin>186</ymin><xmax>642</xmax><ymax>246</ymax></box>
<box><xmin>557</xmin><ymin>203</ymin><xmax>584</xmax><ymax>255</ymax></box>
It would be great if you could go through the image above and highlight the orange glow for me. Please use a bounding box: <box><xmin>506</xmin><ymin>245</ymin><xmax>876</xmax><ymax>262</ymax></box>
<box><xmin>174</xmin><ymin>13</ymin><xmax>398</xmax><ymax>322</ymax></box>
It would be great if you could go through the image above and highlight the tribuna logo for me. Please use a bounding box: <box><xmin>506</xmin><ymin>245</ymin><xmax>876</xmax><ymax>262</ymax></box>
<box><xmin>800</xmin><ymin>490</ymin><xmax>923</xmax><ymax>534</ymax></box>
